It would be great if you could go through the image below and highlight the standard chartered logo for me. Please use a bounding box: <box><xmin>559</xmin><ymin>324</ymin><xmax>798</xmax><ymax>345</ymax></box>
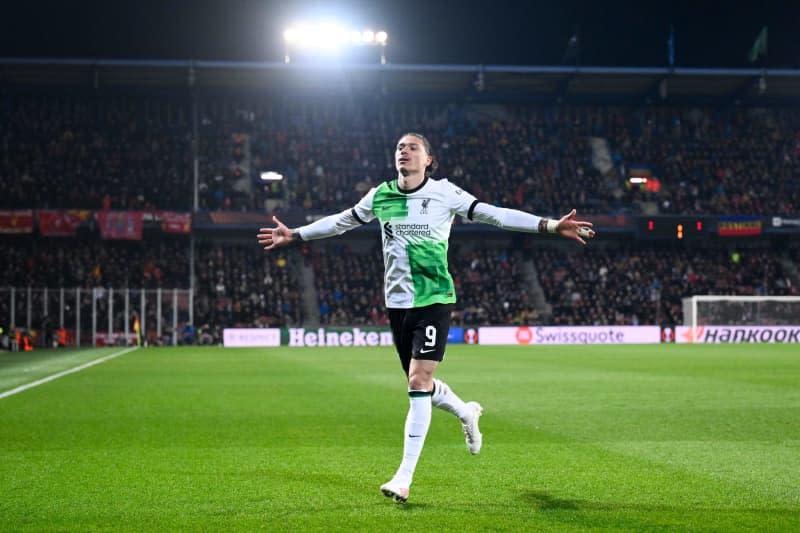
<box><xmin>391</xmin><ymin>223</ymin><xmax>432</xmax><ymax>237</ymax></box>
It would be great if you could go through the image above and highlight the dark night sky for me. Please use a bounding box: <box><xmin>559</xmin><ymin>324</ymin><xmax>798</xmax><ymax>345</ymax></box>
<box><xmin>2</xmin><ymin>0</ymin><xmax>799</xmax><ymax>68</ymax></box>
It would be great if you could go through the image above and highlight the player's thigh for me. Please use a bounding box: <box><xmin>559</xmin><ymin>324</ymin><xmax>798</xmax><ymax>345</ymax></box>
<box><xmin>388</xmin><ymin>307</ymin><xmax>413</xmax><ymax>374</ymax></box>
<box><xmin>410</xmin><ymin>303</ymin><xmax>452</xmax><ymax>362</ymax></box>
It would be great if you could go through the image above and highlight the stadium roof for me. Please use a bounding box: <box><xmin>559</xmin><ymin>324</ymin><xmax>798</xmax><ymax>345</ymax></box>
<box><xmin>2</xmin><ymin>58</ymin><xmax>799</xmax><ymax>103</ymax></box>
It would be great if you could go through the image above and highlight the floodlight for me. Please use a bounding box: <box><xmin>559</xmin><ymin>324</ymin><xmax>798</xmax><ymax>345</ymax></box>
<box><xmin>261</xmin><ymin>171</ymin><xmax>284</xmax><ymax>181</ymax></box>
<box><xmin>284</xmin><ymin>28</ymin><xmax>299</xmax><ymax>43</ymax></box>
<box><xmin>314</xmin><ymin>23</ymin><xmax>346</xmax><ymax>49</ymax></box>
<box><xmin>282</xmin><ymin>21</ymin><xmax>389</xmax><ymax>63</ymax></box>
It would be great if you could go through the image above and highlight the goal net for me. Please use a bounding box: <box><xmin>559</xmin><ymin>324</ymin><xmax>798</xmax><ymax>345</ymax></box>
<box><xmin>683</xmin><ymin>296</ymin><xmax>800</xmax><ymax>328</ymax></box>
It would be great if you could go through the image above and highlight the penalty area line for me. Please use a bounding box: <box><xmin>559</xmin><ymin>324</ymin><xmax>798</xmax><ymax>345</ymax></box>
<box><xmin>0</xmin><ymin>346</ymin><xmax>139</xmax><ymax>400</ymax></box>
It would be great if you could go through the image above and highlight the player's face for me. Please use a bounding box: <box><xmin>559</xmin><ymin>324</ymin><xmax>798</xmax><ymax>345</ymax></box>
<box><xmin>395</xmin><ymin>135</ymin><xmax>432</xmax><ymax>175</ymax></box>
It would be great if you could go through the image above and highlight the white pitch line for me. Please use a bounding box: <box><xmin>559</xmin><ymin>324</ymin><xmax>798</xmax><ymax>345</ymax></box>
<box><xmin>0</xmin><ymin>346</ymin><xmax>138</xmax><ymax>400</ymax></box>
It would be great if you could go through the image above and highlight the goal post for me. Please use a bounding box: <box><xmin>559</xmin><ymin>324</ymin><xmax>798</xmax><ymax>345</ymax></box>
<box><xmin>683</xmin><ymin>295</ymin><xmax>800</xmax><ymax>332</ymax></box>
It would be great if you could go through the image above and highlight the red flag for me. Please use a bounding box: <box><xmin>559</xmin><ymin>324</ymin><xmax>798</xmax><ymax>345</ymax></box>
<box><xmin>157</xmin><ymin>211</ymin><xmax>192</xmax><ymax>234</ymax></box>
<box><xmin>0</xmin><ymin>210</ymin><xmax>34</xmax><ymax>234</ymax></box>
<box><xmin>97</xmin><ymin>211</ymin><xmax>144</xmax><ymax>240</ymax></box>
<box><xmin>37</xmin><ymin>210</ymin><xmax>89</xmax><ymax>237</ymax></box>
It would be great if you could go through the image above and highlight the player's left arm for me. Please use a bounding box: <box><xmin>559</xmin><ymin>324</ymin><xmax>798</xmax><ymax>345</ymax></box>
<box><xmin>470</xmin><ymin>203</ymin><xmax>594</xmax><ymax>244</ymax></box>
<box><xmin>447</xmin><ymin>179</ymin><xmax>595</xmax><ymax>245</ymax></box>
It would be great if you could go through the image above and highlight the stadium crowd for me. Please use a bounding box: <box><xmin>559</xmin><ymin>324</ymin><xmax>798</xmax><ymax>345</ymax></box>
<box><xmin>194</xmin><ymin>243</ymin><xmax>303</xmax><ymax>330</ymax></box>
<box><xmin>532</xmin><ymin>244</ymin><xmax>797</xmax><ymax>326</ymax></box>
<box><xmin>3</xmin><ymin>92</ymin><xmax>799</xmax><ymax>215</ymax></box>
<box><xmin>1</xmin><ymin>94</ymin><xmax>192</xmax><ymax>210</ymax></box>
<box><xmin>449</xmin><ymin>246</ymin><xmax>541</xmax><ymax>326</ymax></box>
<box><xmin>309</xmin><ymin>243</ymin><xmax>542</xmax><ymax>327</ymax></box>
<box><xmin>312</xmin><ymin>243</ymin><xmax>388</xmax><ymax>326</ymax></box>
<box><xmin>3</xmin><ymin>91</ymin><xmax>799</xmax><ymax>340</ymax></box>
<box><xmin>0</xmin><ymin>238</ymin><xmax>189</xmax><ymax>288</ymax></box>
<box><xmin>196</xmin><ymin>100</ymin><xmax>800</xmax><ymax>215</ymax></box>
<box><xmin>304</xmin><ymin>241</ymin><xmax>797</xmax><ymax>327</ymax></box>
<box><xmin>1</xmin><ymin>236</ymin><xmax>796</xmax><ymax>340</ymax></box>
<box><xmin>0</xmin><ymin>240</ymin><xmax>302</xmax><ymax>344</ymax></box>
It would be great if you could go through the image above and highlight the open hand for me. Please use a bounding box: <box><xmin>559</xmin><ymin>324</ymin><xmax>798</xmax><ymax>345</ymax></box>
<box><xmin>257</xmin><ymin>216</ymin><xmax>294</xmax><ymax>250</ymax></box>
<box><xmin>557</xmin><ymin>209</ymin><xmax>595</xmax><ymax>245</ymax></box>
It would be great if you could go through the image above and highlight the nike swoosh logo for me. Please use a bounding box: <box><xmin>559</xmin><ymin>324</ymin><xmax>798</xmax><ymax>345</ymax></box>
<box><xmin>408</xmin><ymin>435</ymin><xmax>423</xmax><ymax>438</ymax></box>
<box><xmin>419</xmin><ymin>348</ymin><xmax>435</xmax><ymax>354</ymax></box>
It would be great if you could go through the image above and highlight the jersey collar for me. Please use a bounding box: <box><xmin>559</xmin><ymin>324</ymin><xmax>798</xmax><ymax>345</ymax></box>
<box><xmin>396</xmin><ymin>176</ymin><xmax>429</xmax><ymax>194</ymax></box>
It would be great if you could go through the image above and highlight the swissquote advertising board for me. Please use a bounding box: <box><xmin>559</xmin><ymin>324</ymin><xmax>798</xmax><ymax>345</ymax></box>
<box><xmin>477</xmin><ymin>326</ymin><xmax>661</xmax><ymax>345</ymax></box>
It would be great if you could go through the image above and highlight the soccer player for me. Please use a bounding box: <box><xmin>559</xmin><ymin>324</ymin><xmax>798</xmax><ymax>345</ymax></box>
<box><xmin>258</xmin><ymin>132</ymin><xmax>594</xmax><ymax>503</ymax></box>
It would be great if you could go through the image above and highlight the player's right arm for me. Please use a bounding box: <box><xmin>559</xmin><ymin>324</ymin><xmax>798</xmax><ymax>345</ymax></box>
<box><xmin>258</xmin><ymin>188</ymin><xmax>377</xmax><ymax>250</ymax></box>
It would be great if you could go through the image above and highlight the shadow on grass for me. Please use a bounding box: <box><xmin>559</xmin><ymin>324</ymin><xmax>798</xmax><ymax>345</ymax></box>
<box><xmin>522</xmin><ymin>490</ymin><xmax>800</xmax><ymax>530</ymax></box>
<box><xmin>523</xmin><ymin>490</ymin><xmax>798</xmax><ymax>515</ymax></box>
<box><xmin>391</xmin><ymin>502</ymin><xmax>431</xmax><ymax>512</ymax></box>
<box><xmin>523</xmin><ymin>491</ymin><xmax>583</xmax><ymax>511</ymax></box>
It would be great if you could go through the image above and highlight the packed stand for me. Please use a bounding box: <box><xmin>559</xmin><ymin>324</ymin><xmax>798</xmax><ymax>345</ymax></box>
<box><xmin>312</xmin><ymin>243</ymin><xmax>387</xmax><ymax>326</ymax></box>
<box><xmin>196</xmin><ymin>98</ymin><xmax>393</xmax><ymax>212</ymax></box>
<box><xmin>449</xmin><ymin>246</ymin><xmax>541</xmax><ymax>326</ymax></box>
<box><xmin>531</xmin><ymin>244</ymin><xmax>797</xmax><ymax>326</ymax></box>
<box><xmin>197</xmin><ymin>98</ymin><xmax>800</xmax><ymax>216</ymax></box>
<box><xmin>3</xmin><ymin>91</ymin><xmax>798</xmax><ymax>216</ymax></box>
<box><xmin>309</xmin><ymin>241</ymin><xmax>538</xmax><ymax>327</ymax></box>
<box><xmin>0</xmin><ymin>239</ymin><xmax>303</xmax><ymax>345</ymax></box>
<box><xmin>0</xmin><ymin>93</ymin><xmax>192</xmax><ymax>210</ymax></box>
<box><xmin>194</xmin><ymin>244</ymin><xmax>303</xmax><ymax>330</ymax></box>
<box><xmin>0</xmin><ymin>237</ymin><xmax>190</xmax><ymax>344</ymax></box>
<box><xmin>308</xmin><ymin>240</ymin><xmax>796</xmax><ymax>328</ymax></box>
<box><xmin>0</xmin><ymin>238</ymin><xmax>189</xmax><ymax>288</ymax></box>
<box><xmin>605</xmin><ymin>106</ymin><xmax>800</xmax><ymax>214</ymax></box>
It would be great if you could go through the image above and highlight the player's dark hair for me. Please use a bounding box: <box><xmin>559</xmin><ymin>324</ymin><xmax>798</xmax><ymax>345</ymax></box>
<box><xmin>401</xmin><ymin>132</ymin><xmax>438</xmax><ymax>177</ymax></box>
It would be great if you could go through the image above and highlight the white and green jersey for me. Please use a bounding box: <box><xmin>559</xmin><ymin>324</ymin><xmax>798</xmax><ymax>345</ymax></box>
<box><xmin>351</xmin><ymin>177</ymin><xmax>477</xmax><ymax>308</ymax></box>
<box><xmin>296</xmin><ymin>176</ymin><xmax>545</xmax><ymax>309</ymax></box>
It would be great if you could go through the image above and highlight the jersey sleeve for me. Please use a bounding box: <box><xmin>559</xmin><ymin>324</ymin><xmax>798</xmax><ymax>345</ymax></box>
<box><xmin>295</xmin><ymin>187</ymin><xmax>377</xmax><ymax>241</ymax></box>
<box><xmin>470</xmin><ymin>203</ymin><xmax>543</xmax><ymax>232</ymax></box>
<box><xmin>444</xmin><ymin>179</ymin><xmax>480</xmax><ymax>218</ymax></box>
<box><xmin>444</xmin><ymin>178</ymin><xmax>544</xmax><ymax>232</ymax></box>
<box><xmin>352</xmin><ymin>186</ymin><xmax>378</xmax><ymax>224</ymax></box>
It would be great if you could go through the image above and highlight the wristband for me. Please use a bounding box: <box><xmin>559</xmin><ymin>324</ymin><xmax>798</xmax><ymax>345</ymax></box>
<box><xmin>537</xmin><ymin>218</ymin><xmax>559</xmax><ymax>234</ymax></box>
<box><xmin>537</xmin><ymin>218</ymin><xmax>547</xmax><ymax>233</ymax></box>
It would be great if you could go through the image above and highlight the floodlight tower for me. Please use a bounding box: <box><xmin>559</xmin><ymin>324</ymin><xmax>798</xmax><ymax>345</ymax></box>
<box><xmin>283</xmin><ymin>22</ymin><xmax>388</xmax><ymax>63</ymax></box>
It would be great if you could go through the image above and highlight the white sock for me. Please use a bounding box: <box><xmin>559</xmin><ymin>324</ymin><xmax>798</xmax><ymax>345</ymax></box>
<box><xmin>431</xmin><ymin>378</ymin><xmax>470</xmax><ymax>421</ymax></box>
<box><xmin>392</xmin><ymin>390</ymin><xmax>432</xmax><ymax>487</ymax></box>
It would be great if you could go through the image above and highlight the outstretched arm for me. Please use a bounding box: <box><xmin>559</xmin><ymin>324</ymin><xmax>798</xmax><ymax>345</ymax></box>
<box><xmin>258</xmin><ymin>207</ymin><xmax>370</xmax><ymax>251</ymax></box>
<box><xmin>470</xmin><ymin>204</ymin><xmax>595</xmax><ymax>245</ymax></box>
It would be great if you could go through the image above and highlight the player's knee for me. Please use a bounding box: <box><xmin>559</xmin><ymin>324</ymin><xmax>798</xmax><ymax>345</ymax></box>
<box><xmin>407</xmin><ymin>373</ymin><xmax>433</xmax><ymax>391</ymax></box>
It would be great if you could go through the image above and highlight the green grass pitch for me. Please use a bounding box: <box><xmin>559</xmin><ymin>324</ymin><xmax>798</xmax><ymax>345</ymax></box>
<box><xmin>1</xmin><ymin>344</ymin><xmax>798</xmax><ymax>531</ymax></box>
